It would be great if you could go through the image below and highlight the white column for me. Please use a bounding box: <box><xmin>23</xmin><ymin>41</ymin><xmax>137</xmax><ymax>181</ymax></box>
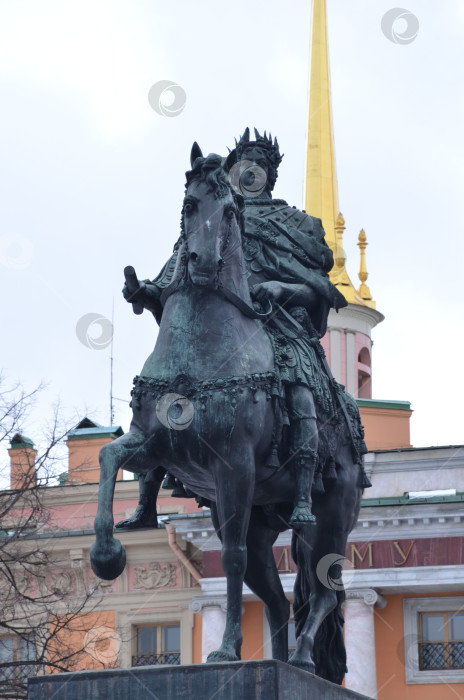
<box><xmin>345</xmin><ymin>330</ymin><xmax>356</xmax><ymax>395</ymax></box>
<box><xmin>189</xmin><ymin>596</ymin><xmax>227</xmax><ymax>663</ymax></box>
<box><xmin>329</xmin><ymin>327</ymin><xmax>342</xmax><ymax>382</ymax></box>
<box><xmin>344</xmin><ymin>588</ymin><xmax>386</xmax><ymax>699</ymax></box>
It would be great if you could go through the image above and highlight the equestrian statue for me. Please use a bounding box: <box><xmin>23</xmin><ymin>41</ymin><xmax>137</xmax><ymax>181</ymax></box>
<box><xmin>90</xmin><ymin>129</ymin><xmax>371</xmax><ymax>684</ymax></box>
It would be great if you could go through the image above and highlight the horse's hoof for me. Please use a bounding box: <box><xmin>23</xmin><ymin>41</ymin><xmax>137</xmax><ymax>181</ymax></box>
<box><xmin>287</xmin><ymin>654</ymin><xmax>315</xmax><ymax>674</ymax></box>
<box><xmin>206</xmin><ymin>649</ymin><xmax>240</xmax><ymax>663</ymax></box>
<box><xmin>90</xmin><ymin>539</ymin><xmax>126</xmax><ymax>581</ymax></box>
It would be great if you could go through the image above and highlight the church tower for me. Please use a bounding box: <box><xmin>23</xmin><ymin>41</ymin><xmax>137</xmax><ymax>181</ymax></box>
<box><xmin>305</xmin><ymin>0</ymin><xmax>384</xmax><ymax>398</ymax></box>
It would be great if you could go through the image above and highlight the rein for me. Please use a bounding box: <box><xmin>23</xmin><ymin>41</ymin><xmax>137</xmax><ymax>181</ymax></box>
<box><xmin>216</xmin><ymin>283</ymin><xmax>272</xmax><ymax>319</ymax></box>
<box><xmin>160</xmin><ymin>277</ymin><xmax>272</xmax><ymax>320</ymax></box>
<box><xmin>160</xmin><ymin>222</ymin><xmax>272</xmax><ymax>320</ymax></box>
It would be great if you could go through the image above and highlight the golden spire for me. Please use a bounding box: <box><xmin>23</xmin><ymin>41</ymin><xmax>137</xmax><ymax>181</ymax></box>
<box><xmin>305</xmin><ymin>0</ymin><xmax>338</xmax><ymax>252</ymax></box>
<box><xmin>304</xmin><ymin>0</ymin><xmax>375</xmax><ymax>308</ymax></box>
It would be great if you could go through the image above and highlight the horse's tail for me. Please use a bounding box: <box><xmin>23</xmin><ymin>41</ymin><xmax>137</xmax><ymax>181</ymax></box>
<box><xmin>291</xmin><ymin>531</ymin><xmax>347</xmax><ymax>685</ymax></box>
<box><xmin>313</xmin><ymin>587</ymin><xmax>347</xmax><ymax>684</ymax></box>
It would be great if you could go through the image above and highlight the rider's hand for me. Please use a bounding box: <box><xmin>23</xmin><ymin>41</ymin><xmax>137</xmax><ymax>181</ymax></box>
<box><xmin>122</xmin><ymin>280</ymin><xmax>147</xmax><ymax>306</ymax></box>
<box><xmin>251</xmin><ymin>281</ymin><xmax>284</xmax><ymax>304</ymax></box>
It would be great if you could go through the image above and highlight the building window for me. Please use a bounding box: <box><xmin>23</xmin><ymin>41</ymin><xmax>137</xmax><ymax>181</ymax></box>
<box><xmin>404</xmin><ymin>597</ymin><xmax>464</xmax><ymax>684</ymax></box>
<box><xmin>0</xmin><ymin>635</ymin><xmax>36</xmax><ymax>683</ymax></box>
<box><xmin>357</xmin><ymin>347</ymin><xmax>371</xmax><ymax>399</ymax></box>
<box><xmin>132</xmin><ymin>624</ymin><xmax>180</xmax><ymax>667</ymax></box>
<box><xmin>419</xmin><ymin>612</ymin><xmax>464</xmax><ymax>670</ymax></box>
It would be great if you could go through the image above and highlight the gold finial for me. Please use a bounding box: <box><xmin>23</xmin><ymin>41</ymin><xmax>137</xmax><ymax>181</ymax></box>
<box><xmin>330</xmin><ymin>211</ymin><xmax>354</xmax><ymax>290</ymax></box>
<box><xmin>357</xmin><ymin>229</ymin><xmax>373</xmax><ymax>301</ymax></box>
<box><xmin>334</xmin><ymin>212</ymin><xmax>346</xmax><ymax>269</ymax></box>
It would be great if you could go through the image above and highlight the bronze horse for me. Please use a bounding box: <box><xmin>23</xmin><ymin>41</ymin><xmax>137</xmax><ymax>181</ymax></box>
<box><xmin>90</xmin><ymin>146</ymin><xmax>363</xmax><ymax>683</ymax></box>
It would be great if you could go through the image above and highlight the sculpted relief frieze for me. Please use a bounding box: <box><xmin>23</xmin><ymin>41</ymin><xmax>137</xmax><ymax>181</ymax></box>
<box><xmin>132</xmin><ymin>562</ymin><xmax>177</xmax><ymax>590</ymax></box>
<box><xmin>88</xmin><ymin>572</ymin><xmax>115</xmax><ymax>595</ymax></box>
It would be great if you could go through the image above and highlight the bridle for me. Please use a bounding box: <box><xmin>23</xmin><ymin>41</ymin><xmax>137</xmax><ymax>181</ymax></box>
<box><xmin>161</xmin><ymin>188</ymin><xmax>272</xmax><ymax>320</ymax></box>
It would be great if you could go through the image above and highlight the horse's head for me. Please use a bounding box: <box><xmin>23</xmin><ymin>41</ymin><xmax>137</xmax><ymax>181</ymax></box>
<box><xmin>182</xmin><ymin>143</ymin><xmax>244</xmax><ymax>288</ymax></box>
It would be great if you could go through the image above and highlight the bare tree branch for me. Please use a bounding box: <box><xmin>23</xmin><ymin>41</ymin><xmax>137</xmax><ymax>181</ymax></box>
<box><xmin>0</xmin><ymin>377</ymin><xmax>113</xmax><ymax>699</ymax></box>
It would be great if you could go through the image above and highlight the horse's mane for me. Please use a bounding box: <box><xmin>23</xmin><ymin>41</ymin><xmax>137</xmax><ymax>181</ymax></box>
<box><xmin>185</xmin><ymin>153</ymin><xmax>230</xmax><ymax>200</ymax></box>
<box><xmin>181</xmin><ymin>154</ymin><xmax>244</xmax><ymax>240</ymax></box>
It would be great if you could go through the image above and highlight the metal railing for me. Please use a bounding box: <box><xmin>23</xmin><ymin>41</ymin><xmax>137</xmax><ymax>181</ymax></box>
<box><xmin>0</xmin><ymin>663</ymin><xmax>38</xmax><ymax>682</ymax></box>
<box><xmin>419</xmin><ymin>641</ymin><xmax>464</xmax><ymax>670</ymax></box>
<box><xmin>132</xmin><ymin>652</ymin><xmax>180</xmax><ymax>667</ymax></box>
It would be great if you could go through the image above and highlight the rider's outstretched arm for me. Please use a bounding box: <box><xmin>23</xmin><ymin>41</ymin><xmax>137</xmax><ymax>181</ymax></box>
<box><xmin>122</xmin><ymin>278</ymin><xmax>163</xmax><ymax>322</ymax></box>
<box><xmin>122</xmin><ymin>246</ymin><xmax>181</xmax><ymax>324</ymax></box>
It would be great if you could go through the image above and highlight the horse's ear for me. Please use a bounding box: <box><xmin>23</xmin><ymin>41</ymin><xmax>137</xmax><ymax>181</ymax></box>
<box><xmin>225</xmin><ymin>149</ymin><xmax>236</xmax><ymax>173</ymax></box>
<box><xmin>190</xmin><ymin>142</ymin><xmax>203</xmax><ymax>167</ymax></box>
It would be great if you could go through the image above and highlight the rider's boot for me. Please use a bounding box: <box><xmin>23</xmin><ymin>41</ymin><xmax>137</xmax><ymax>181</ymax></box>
<box><xmin>289</xmin><ymin>404</ymin><xmax>318</xmax><ymax>527</ymax></box>
<box><xmin>115</xmin><ymin>471</ymin><xmax>158</xmax><ymax>529</ymax></box>
<box><xmin>289</xmin><ymin>445</ymin><xmax>318</xmax><ymax>527</ymax></box>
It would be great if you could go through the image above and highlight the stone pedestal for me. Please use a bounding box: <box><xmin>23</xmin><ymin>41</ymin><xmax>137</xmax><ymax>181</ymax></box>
<box><xmin>29</xmin><ymin>660</ymin><xmax>375</xmax><ymax>699</ymax></box>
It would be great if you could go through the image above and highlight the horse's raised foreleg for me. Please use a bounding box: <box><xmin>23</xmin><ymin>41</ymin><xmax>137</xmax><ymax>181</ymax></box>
<box><xmin>207</xmin><ymin>451</ymin><xmax>254</xmax><ymax>663</ymax></box>
<box><xmin>244</xmin><ymin>510</ymin><xmax>290</xmax><ymax>661</ymax></box>
<box><xmin>90</xmin><ymin>431</ymin><xmax>151</xmax><ymax>581</ymax></box>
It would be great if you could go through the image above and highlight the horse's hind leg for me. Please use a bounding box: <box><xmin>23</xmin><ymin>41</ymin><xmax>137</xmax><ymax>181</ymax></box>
<box><xmin>90</xmin><ymin>430</ymin><xmax>151</xmax><ymax>580</ymax></box>
<box><xmin>244</xmin><ymin>510</ymin><xmax>290</xmax><ymax>662</ymax></box>
<box><xmin>289</xmin><ymin>450</ymin><xmax>361</xmax><ymax>681</ymax></box>
<box><xmin>288</xmin><ymin>521</ymin><xmax>337</xmax><ymax>673</ymax></box>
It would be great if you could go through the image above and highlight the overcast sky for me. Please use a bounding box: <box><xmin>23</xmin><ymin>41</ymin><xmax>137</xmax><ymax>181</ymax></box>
<box><xmin>1</xmin><ymin>0</ymin><xmax>463</xmax><ymax>466</ymax></box>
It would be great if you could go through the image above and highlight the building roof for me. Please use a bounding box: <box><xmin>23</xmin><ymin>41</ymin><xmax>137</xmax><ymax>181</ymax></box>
<box><xmin>66</xmin><ymin>417</ymin><xmax>124</xmax><ymax>441</ymax></box>
<box><xmin>9</xmin><ymin>432</ymin><xmax>35</xmax><ymax>449</ymax></box>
